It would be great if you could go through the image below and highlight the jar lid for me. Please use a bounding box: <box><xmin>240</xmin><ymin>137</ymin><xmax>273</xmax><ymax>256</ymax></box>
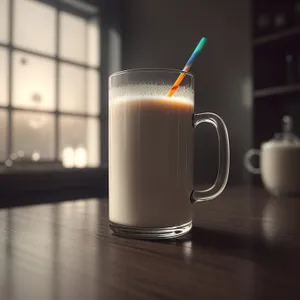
<box><xmin>263</xmin><ymin>116</ymin><xmax>300</xmax><ymax>149</ymax></box>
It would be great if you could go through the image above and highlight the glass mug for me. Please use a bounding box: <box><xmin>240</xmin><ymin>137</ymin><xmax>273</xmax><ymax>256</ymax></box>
<box><xmin>109</xmin><ymin>69</ymin><xmax>230</xmax><ymax>239</ymax></box>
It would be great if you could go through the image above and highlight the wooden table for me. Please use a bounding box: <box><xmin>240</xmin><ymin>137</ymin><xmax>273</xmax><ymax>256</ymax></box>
<box><xmin>1</xmin><ymin>187</ymin><xmax>300</xmax><ymax>300</ymax></box>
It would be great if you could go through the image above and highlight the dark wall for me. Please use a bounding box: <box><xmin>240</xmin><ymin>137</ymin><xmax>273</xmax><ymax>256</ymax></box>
<box><xmin>122</xmin><ymin>0</ymin><xmax>252</xmax><ymax>185</ymax></box>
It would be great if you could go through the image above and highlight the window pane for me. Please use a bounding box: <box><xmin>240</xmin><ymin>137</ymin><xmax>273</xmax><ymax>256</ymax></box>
<box><xmin>12</xmin><ymin>51</ymin><xmax>55</xmax><ymax>111</ymax></box>
<box><xmin>0</xmin><ymin>110</ymin><xmax>7</xmax><ymax>161</ymax></box>
<box><xmin>59</xmin><ymin>12</ymin><xmax>86</xmax><ymax>64</ymax></box>
<box><xmin>59</xmin><ymin>63</ymin><xmax>85</xmax><ymax>113</ymax></box>
<box><xmin>87</xmin><ymin>18</ymin><xmax>100</xmax><ymax>67</ymax></box>
<box><xmin>87</xmin><ymin>118</ymin><xmax>100</xmax><ymax>167</ymax></box>
<box><xmin>14</xmin><ymin>0</ymin><xmax>56</xmax><ymax>55</ymax></box>
<box><xmin>0</xmin><ymin>0</ymin><xmax>9</xmax><ymax>43</ymax></box>
<box><xmin>59</xmin><ymin>116</ymin><xmax>87</xmax><ymax>168</ymax></box>
<box><xmin>87</xmin><ymin>69</ymin><xmax>100</xmax><ymax>115</ymax></box>
<box><xmin>0</xmin><ymin>48</ymin><xmax>8</xmax><ymax>106</ymax></box>
<box><xmin>12</xmin><ymin>111</ymin><xmax>55</xmax><ymax>160</ymax></box>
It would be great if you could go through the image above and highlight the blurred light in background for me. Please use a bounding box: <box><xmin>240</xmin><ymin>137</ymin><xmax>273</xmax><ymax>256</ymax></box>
<box><xmin>62</xmin><ymin>147</ymin><xmax>75</xmax><ymax>168</ymax></box>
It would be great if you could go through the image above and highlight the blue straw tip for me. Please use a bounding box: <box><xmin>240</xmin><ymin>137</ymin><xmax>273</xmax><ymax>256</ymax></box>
<box><xmin>197</xmin><ymin>37</ymin><xmax>207</xmax><ymax>50</ymax></box>
<box><xmin>185</xmin><ymin>37</ymin><xmax>208</xmax><ymax>67</ymax></box>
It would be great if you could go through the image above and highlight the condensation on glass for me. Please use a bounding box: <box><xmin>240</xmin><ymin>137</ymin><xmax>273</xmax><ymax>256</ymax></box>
<box><xmin>0</xmin><ymin>0</ymin><xmax>9</xmax><ymax>44</ymax></box>
<box><xmin>59</xmin><ymin>116</ymin><xmax>100</xmax><ymax>168</ymax></box>
<box><xmin>0</xmin><ymin>110</ymin><xmax>7</xmax><ymax>161</ymax></box>
<box><xmin>87</xmin><ymin>118</ymin><xmax>100</xmax><ymax>167</ymax></box>
<box><xmin>59</xmin><ymin>63</ymin><xmax>85</xmax><ymax>113</ymax></box>
<box><xmin>59</xmin><ymin>12</ymin><xmax>86</xmax><ymax>64</ymax></box>
<box><xmin>13</xmin><ymin>0</ymin><xmax>56</xmax><ymax>55</ymax></box>
<box><xmin>87</xmin><ymin>69</ymin><xmax>100</xmax><ymax>115</ymax></box>
<box><xmin>87</xmin><ymin>18</ymin><xmax>100</xmax><ymax>67</ymax></box>
<box><xmin>12</xmin><ymin>51</ymin><xmax>56</xmax><ymax>111</ymax></box>
<box><xmin>59</xmin><ymin>116</ymin><xmax>86</xmax><ymax>168</ymax></box>
<box><xmin>59</xmin><ymin>65</ymin><xmax>100</xmax><ymax>115</ymax></box>
<box><xmin>60</xmin><ymin>12</ymin><xmax>101</xmax><ymax>66</ymax></box>
<box><xmin>12</xmin><ymin>111</ymin><xmax>55</xmax><ymax>160</ymax></box>
<box><xmin>0</xmin><ymin>48</ymin><xmax>8</xmax><ymax>106</ymax></box>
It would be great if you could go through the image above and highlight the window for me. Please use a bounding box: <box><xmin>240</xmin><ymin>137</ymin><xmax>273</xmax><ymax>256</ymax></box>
<box><xmin>0</xmin><ymin>0</ymin><xmax>101</xmax><ymax>171</ymax></box>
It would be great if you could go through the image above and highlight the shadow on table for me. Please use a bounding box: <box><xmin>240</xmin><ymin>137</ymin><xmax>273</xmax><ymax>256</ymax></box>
<box><xmin>191</xmin><ymin>225</ymin><xmax>300</xmax><ymax>272</ymax></box>
<box><xmin>144</xmin><ymin>223</ymin><xmax>300</xmax><ymax>274</ymax></box>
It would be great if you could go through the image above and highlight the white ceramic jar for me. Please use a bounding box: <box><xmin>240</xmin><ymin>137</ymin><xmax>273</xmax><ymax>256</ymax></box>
<box><xmin>244</xmin><ymin>116</ymin><xmax>300</xmax><ymax>196</ymax></box>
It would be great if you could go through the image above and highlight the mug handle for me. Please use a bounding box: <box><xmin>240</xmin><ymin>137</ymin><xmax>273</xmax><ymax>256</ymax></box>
<box><xmin>191</xmin><ymin>112</ymin><xmax>230</xmax><ymax>203</ymax></box>
<box><xmin>244</xmin><ymin>149</ymin><xmax>261</xmax><ymax>175</ymax></box>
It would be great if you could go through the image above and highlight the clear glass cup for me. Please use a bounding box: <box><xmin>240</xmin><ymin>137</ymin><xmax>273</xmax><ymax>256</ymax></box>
<box><xmin>109</xmin><ymin>68</ymin><xmax>230</xmax><ymax>239</ymax></box>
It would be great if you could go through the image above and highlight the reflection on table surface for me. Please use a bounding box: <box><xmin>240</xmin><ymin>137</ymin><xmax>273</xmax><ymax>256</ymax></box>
<box><xmin>1</xmin><ymin>187</ymin><xmax>300</xmax><ymax>300</ymax></box>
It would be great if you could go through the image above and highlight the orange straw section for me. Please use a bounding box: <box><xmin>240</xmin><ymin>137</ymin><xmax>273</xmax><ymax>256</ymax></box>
<box><xmin>167</xmin><ymin>37</ymin><xmax>207</xmax><ymax>97</ymax></box>
<box><xmin>167</xmin><ymin>68</ymin><xmax>190</xmax><ymax>97</ymax></box>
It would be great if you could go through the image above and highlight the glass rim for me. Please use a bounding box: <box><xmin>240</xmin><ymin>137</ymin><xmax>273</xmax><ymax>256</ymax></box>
<box><xmin>109</xmin><ymin>68</ymin><xmax>194</xmax><ymax>79</ymax></box>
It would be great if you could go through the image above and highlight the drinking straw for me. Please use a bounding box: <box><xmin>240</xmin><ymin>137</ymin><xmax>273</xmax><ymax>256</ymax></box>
<box><xmin>167</xmin><ymin>37</ymin><xmax>207</xmax><ymax>97</ymax></box>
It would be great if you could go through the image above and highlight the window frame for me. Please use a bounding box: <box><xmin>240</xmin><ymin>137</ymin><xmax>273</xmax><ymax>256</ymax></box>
<box><xmin>0</xmin><ymin>0</ymin><xmax>122</xmax><ymax>196</ymax></box>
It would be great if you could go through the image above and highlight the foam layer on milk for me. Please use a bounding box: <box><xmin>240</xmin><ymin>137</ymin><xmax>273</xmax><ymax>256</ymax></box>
<box><xmin>110</xmin><ymin>84</ymin><xmax>194</xmax><ymax>106</ymax></box>
<box><xmin>110</xmin><ymin>96</ymin><xmax>194</xmax><ymax>107</ymax></box>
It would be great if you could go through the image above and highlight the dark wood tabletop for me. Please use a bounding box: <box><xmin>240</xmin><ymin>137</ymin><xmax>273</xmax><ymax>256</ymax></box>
<box><xmin>1</xmin><ymin>187</ymin><xmax>300</xmax><ymax>300</ymax></box>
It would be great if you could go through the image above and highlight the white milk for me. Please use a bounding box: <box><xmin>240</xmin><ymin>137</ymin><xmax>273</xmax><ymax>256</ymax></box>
<box><xmin>109</xmin><ymin>95</ymin><xmax>194</xmax><ymax>227</ymax></box>
<box><xmin>261</xmin><ymin>144</ymin><xmax>300</xmax><ymax>195</ymax></box>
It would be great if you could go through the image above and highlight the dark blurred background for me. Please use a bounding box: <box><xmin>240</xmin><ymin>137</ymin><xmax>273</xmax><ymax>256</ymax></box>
<box><xmin>122</xmin><ymin>0</ymin><xmax>252</xmax><ymax>186</ymax></box>
<box><xmin>1</xmin><ymin>0</ymin><xmax>300</xmax><ymax>205</ymax></box>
